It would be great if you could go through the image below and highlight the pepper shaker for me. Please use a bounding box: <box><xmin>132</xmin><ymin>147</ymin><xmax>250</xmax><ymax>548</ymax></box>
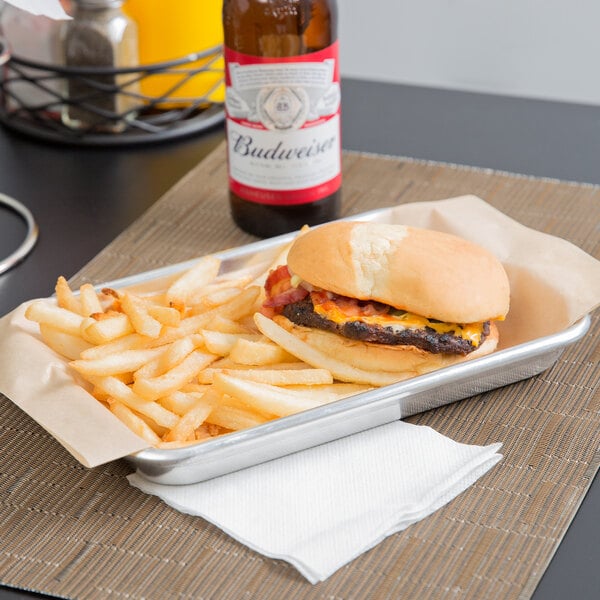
<box><xmin>61</xmin><ymin>0</ymin><xmax>139</xmax><ymax>132</ymax></box>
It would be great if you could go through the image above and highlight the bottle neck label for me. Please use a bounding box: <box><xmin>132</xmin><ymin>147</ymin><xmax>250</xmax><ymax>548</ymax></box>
<box><xmin>224</xmin><ymin>42</ymin><xmax>341</xmax><ymax>206</ymax></box>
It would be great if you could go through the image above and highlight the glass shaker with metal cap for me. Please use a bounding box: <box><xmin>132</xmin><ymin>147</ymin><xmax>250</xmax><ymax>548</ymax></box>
<box><xmin>61</xmin><ymin>0</ymin><xmax>139</xmax><ymax>132</ymax></box>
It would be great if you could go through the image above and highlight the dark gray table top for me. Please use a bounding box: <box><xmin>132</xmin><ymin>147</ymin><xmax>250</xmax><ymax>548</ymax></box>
<box><xmin>0</xmin><ymin>78</ymin><xmax>598</xmax><ymax>600</ymax></box>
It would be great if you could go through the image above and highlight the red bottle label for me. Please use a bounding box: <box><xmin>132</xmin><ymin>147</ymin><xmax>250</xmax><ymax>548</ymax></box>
<box><xmin>224</xmin><ymin>42</ymin><xmax>341</xmax><ymax>206</ymax></box>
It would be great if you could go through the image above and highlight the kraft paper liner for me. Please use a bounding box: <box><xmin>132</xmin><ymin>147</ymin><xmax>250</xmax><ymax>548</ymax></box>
<box><xmin>0</xmin><ymin>195</ymin><xmax>599</xmax><ymax>469</ymax></box>
<box><xmin>0</xmin><ymin>303</ymin><xmax>150</xmax><ymax>467</ymax></box>
<box><xmin>0</xmin><ymin>146</ymin><xmax>599</xmax><ymax>599</ymax></box>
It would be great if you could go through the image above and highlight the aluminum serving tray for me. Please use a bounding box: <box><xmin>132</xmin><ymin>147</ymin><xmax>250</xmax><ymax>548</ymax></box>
<box><xmin>101</xmin><ymin>209</ymin><xmax>591</xmax><ymax>485</ymax></box>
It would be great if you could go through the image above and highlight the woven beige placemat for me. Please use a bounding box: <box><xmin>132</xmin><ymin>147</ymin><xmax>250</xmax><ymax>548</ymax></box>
<box><xmin>1</xmin><ymin>144</ymin><xmax>598</xmax><ymax>600</ymax></box>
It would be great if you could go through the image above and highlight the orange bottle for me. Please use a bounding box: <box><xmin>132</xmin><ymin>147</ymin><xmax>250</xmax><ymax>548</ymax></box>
<box><xmin>124</xmin><ymin>0</ymin><xmax>225</xmax><ymax>106</ymax></box>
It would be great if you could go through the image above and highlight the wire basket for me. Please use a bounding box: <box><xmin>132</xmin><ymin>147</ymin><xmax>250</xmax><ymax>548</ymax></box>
<box><xmin>0</xmin><ymin>39</ymin><xmax>225</xmax><ymax>146</ymax></box>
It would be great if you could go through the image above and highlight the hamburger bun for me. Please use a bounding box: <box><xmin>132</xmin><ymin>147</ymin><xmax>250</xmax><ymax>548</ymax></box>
<box><xmin>286</xmin><ymin>221</ymin><xmax>510</xmax><ymax>324</ymax></box>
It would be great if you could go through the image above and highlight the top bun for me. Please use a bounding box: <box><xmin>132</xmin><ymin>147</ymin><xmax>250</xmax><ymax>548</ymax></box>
<box><xmin>286</xmin><ymin>221</ymin><xmax>510</xmax><ymax>323</ymax></box>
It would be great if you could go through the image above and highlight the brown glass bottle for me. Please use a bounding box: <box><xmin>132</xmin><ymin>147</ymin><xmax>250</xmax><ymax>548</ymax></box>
<box><xmin>222</xmin><ymin>0</ymin><xmax>341</xmax><ymax>237</ymax></box>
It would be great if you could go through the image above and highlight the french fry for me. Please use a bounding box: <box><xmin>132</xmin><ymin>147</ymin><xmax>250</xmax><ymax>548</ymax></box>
<box><xmin>201</xmin><ymin>330</ymin><xmax>262</xmax><ymax>356</ymax></box>
<box><xmin>147</xmin><ymin>305</ymin><xmax>181</xmax><ymax>327</ymax></box>
<box><xmin>109</xmin><ymin>400</ymin><xmax>161</xmax><ymax>445</ymax></box>
<box><xmin>134</xmin><ymin>334</ymin><xmax>202</xmax><ymax>380</ymax></box>
<box><xmin>80</xmin><ymin>312</ymin><xmax>134</xmax><ymax>344</ymax></box>
<box><xmin>213</xmin><ymin>372</ymin><xmax>333</xmax><ymax>417</ymax></box>
<box><xmin>143</xmin><ymin>286</ymin><xmax>262</xmax><ymax>348</ymax></box>
<box><xmin>159</xmin><ymin>390</ymin><xmax>208</xmax><ymax>416</ymax></box>
<box><xmin>133</xmin><ymin>349</ymin><xmax>218</xmax><ymax>401</ymax></box>
<box><xmin>131</xmin><ymin>410</ymin><xmax>169</xmax><ymax>438</ymax></box>
<box><xmin>25</xmin><ymin>301</ymin><xmax>84</xmax><ymax>336</ymax></box>
<box><xmin>194</xmin><ymin>359</ymin><xmax>312</xmax><ymax>384</ymax></box>
<box><xmin>162</xmin><ymin>400</ymin><xmax>212</xmax><ymax>443</ymax></box>
<box><xmin>140</xmin><ymin>315</ymin><xmax>209</xmax><ymax>348</ymax></box>
<box><xmin>39</xmin><ymin>323</ymin><xmax>93</xmax><ymax>360</ymax></box>
<box><xmin>92</xmin><ymin>385</ymin><xmax>110</xmax><ymax>402</ymax></box>
<box><xmin>206</xmin><ymin>314</ymin><xmax>253</xmax><ymax>334</ymax></box>
<box><xmin>55</xmin><ymin>276</ymin><xmax>83</xmax><ymax>314</ymax></box>
<box><xmin>186</xmin><ymin>275</ymin><xmax>253</xmax><ymax>307</ymax></box>
<box><xmin>100</xmin><ymin>287</ymin><xmax>122</xmax><ymax>310</ymax></box>
<box><xmin>187</xmin><ymin>284</ymin><xmax>263</xmax><ymax>320</ymax></box>
<box><xmin>205</xmin><ymin>404</ymin><xmax>269</xmax><ymax>431</ymax></box>
<box><xmin>80</xmin><ymin>333</ymin><xmax>151</xmax><ymax>360</ymax></box>
<box><xmin>185</xmin><ymin>385</ymin><xmax>257</xmax><ymax>413</ymax></box>
<box><xmin>209</xmin><ymin>367</ymin><xmax>333</xmax><ymax>386</ymax></box>
<box><xmin>70</xmin><ymin>347</ymin><xmax>164</xmax><ymax>377</ymax></box>
<box><xmin>202</xmin><ymin>285</ymin><xmax>262</xmax><ymax>321</ymax></box>
<box><xmin>166</xmin><ymin>255</ymin><xmax>221</xmax><ymax>306</ymax></box>
<box><xmin>79</xmin><ymin>283</ymin><xmax>103</xmax><ymax>316</ymax></box>
<box><xmin>206</xmin><ymin>423</ymin><xmax>232</xmax><ymax>437</ymax></box>
<box><xmin>286</xmin><ymin>382</ymin><xmax>374</xmax><ymax>397</ymax></box>
<box><xmin>120</xmin><ymin>292</ymin><xmax>163</xmax><ymax>338</ymax></box>
<box><xmin>192</xmin><ymin>286</ymin><xmax>245</xmax><ymax>311</ymax></box>
<box><xmin>92</xmin><ymin>376</ymin><xmax>179</xmax><ymax>429</ymax></box>
<box><xmin>163</xmin><ymin>333</ymin><xmax>203</xmax><ymax>362</ymax></box>
<box><xmin>228</xmin><ymin>336</ymin><xmax>296</xmax><ymax>366</ymax></box>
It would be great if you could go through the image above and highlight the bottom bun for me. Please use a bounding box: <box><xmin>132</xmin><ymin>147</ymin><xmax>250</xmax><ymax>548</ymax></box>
<box><xmin>273</xmin><ymin>316</ymin><xmax>499</xmax><ymax>378</ymax></box>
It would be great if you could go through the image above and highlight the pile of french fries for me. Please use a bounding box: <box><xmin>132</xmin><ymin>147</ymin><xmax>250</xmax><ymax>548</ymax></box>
<box><xmin>24</xmin><ymin>248</ymin><xmax>372</xmax><ymax>448</ymax></box>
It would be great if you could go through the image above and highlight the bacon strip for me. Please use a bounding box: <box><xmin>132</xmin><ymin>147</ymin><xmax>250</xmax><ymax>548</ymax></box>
<box><xmin>310</xmin><ymin>290</ymin><xmax>389</xmax><ymax>318</ymax></box>
<box><xmin>263</xmin><ymin>265</ymin><xmax>309</xmax><ymax>310</ymax></box>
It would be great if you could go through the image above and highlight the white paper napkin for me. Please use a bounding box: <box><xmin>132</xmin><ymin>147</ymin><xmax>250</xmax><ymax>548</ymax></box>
<box><xmin>4</xmin><ymin>1</ymin><xmax>71</xmax><ymax>20</ymax></box>
<box><xmin>128</xmin><ymin>420</ymin><xmax>502</xmax><ymax>583</ymax></box>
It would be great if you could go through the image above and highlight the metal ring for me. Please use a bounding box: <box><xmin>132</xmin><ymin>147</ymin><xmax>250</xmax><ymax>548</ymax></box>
<box><xmin>0</xmin><ymin>193</ymin><xmax>39</xmax><ymax>276</ymax></box>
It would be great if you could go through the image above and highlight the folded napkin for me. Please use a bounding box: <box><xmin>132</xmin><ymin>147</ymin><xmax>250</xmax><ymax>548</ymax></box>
<box><xmin>128</xmin><ymin>420</ymin><xmax>502</xmax><ymax>583</ymax></box>
<box><xmin>5</xmin><ymin>1</ymin><xmax>71</xmax><ymax>20</ymax></box>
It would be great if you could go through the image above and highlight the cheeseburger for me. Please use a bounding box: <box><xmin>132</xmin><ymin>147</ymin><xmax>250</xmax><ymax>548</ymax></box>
<box><xmin>260</xmin><ymin>221</ymin><xmax>510</xmax><ymax>379</ymax></box>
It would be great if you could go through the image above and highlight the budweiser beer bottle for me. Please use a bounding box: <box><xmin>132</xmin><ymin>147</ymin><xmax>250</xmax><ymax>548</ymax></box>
<box><xmin>222</xmin><ymin>0</ymin><xmax>341</xmax><ymax>237</ymax></box>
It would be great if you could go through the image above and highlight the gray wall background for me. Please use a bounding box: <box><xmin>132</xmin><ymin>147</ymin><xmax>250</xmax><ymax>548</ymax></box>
<box><xmin>339</xmin><ymin>0</ymin><xmax>598</xmax><ymax>106</ymax></box>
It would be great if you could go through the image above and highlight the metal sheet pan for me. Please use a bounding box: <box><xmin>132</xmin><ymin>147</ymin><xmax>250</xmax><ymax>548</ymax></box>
<box><xmin>107</xmin><ymin>208</ymin><xmax>591</xmax><ymax>485</ymax></box>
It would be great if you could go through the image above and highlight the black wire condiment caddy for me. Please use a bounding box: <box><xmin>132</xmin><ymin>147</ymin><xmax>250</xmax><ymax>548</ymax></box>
<box><xmin>0</xmin><ymin>39</ymin><xmax>225</xmax><ymax>146</ymax></box>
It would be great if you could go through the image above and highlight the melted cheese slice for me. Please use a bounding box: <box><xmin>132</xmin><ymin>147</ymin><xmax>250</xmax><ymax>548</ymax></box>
<box><xmin>312</xmin><ymin>299</ymin><xmax>485</xmax><ymax>346</ymax></box>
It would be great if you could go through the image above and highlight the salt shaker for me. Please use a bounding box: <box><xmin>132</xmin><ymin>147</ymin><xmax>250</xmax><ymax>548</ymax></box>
<box><xmin>61</xmin><ymin>0</ymin><xmax>139</xmax><ymax>132</ymax></box>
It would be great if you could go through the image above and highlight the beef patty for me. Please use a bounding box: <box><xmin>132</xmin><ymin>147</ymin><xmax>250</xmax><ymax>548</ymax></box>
<box><xmin>281</xmin><ymin>298</ymin><xmax>489</xmax><ymax>355</ymax></box>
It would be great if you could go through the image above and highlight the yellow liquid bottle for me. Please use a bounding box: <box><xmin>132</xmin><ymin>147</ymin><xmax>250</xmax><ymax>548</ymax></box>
<box><xmin>124</xmin><ymin>0</ymin><xmax>225</xmax><ymax>107</ymax></box>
